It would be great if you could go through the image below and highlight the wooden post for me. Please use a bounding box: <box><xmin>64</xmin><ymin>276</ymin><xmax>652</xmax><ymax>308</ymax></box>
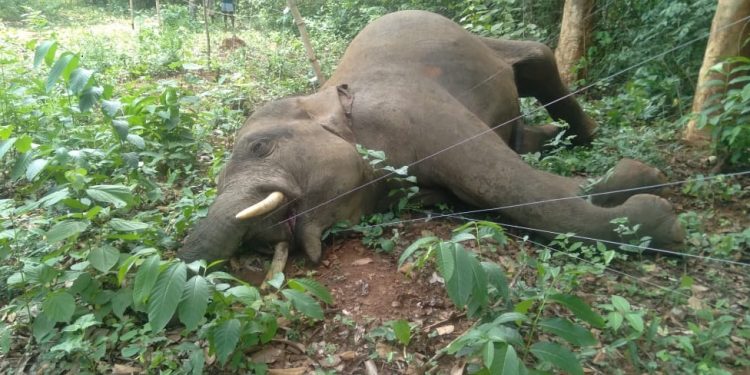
<box><xmin>129</xmin><ymin>0</ymin><xmax>135</xmax><ymax>30</ymax></box>
<box><xmin>554</xmin><ymin>0</ymin><xmax>595</xmax><ymax>86</ymax></box>
<box><xmin>684</xmin><ymin>0</ymin><xmax>750</xmax><ymax>141</ymax></box>
<box><xmin>287</xmin><ymin>0</ymin><xmax>326</xmax><ymax>86</ymax></box>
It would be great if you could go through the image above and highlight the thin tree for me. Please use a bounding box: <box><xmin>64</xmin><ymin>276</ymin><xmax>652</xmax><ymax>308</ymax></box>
<box><xmin>203</xmin><ymin>0</ymin><xmax>212</xmax><ymax>69</ymax></box>
<box><xmin>188</xmin><ymin>0</ymin><xmax>196</xmax><ymax>18</ymax></box>
<box><xmin>129</xmin><ymin>0</ymin><xmax>135</xmax><ymax>30</ymax></box>
<box><xmin>286</xmin><ymin>0</ymin><xmax>326</xmax><ymax>86</ymax></box>
<box><xmin>684</xmin><ymin>0</ymin><xmax>750</xmax><ymax>141</ymax></box>
<box><xmin>554</xmin><ymin>0</ymin><xmax>595</xmax><ymax>86</ymax></box>
<box><xmin>155</xmin><ymin>0</ymin><xmax>161</xmax><ymax>27</ymax></box>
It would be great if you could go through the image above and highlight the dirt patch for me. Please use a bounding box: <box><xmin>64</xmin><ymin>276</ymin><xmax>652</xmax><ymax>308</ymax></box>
<box><xmin>220</xmin><ymin>36</ymin><xmax>247</xmax><ymax>51</ymax></box>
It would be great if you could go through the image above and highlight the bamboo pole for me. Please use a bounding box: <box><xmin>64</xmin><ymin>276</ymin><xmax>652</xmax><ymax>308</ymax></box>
<box><xmin>287</xmin><ymin>0</ymin><xmax>326</xmax><ymax>86</ymax></box>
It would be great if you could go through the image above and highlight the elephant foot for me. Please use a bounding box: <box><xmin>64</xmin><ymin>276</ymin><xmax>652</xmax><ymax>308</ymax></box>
<box><xmin>569</xmin><ymin>114</ymin><xmax>598</xmax><ymax>146</ymax></box>
<box><xmin>516</xmin><ymin>123</ymin><xmax>561</xmax><ymax>154</ymax></box>
<box><xmin>618</xmin><ymin>194</ymin><xmax>685</xmax><ymax>251</ymax></box>
<box><xmin>588</xmin><ymin>159</ymin><xmax>667</xmax><ymax>207</ymax></box>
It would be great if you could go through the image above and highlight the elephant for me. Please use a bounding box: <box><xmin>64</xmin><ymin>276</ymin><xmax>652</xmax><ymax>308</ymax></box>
<box><xmin>177</xmin><ymin>10</ymin><xmax>685</xmax><ymax>267</ymax></box>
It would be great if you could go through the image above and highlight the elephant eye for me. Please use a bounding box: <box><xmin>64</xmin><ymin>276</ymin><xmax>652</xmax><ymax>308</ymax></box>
<box><xmin>249</xmin><ymin>139</ymin><xmax>274</xmax><ymax>157</ymax></box>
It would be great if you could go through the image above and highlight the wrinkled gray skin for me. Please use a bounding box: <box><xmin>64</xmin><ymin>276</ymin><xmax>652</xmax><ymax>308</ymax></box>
<box><xmin>178</xmin><ymin>11</ymin><xmax>684</xmax><ymax>264</ymax></box>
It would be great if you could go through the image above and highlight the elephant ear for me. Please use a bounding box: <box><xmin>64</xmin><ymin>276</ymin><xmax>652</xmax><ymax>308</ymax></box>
<box><xmin>299</xmin><ymin>84</ymin><xmax>356</xmax><ymax>143</ymax></box>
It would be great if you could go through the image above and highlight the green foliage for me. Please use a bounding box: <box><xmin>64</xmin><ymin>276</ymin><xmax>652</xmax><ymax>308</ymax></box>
<box><xmin>692</xmin><ymin>57</ymin><xmax>750</xmax><ymax>168</ymax></box>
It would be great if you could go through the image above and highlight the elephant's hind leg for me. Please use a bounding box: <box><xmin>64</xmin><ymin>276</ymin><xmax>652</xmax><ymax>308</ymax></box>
<box><xmin>417</xmin><ymin>103</ymin><xmax>684</xmax><ymax>250</ymax></box>
<box><xmin>480</xmin><ymin>37</ymin><xmax>597</xmax><ymax>146</ymax></box>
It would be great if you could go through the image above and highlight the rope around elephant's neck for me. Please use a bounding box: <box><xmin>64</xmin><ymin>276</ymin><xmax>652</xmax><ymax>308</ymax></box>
<box><xmin>266</xmin><ymin>15</ymin><xmax>750</xmax><ymax>236</ymax></box>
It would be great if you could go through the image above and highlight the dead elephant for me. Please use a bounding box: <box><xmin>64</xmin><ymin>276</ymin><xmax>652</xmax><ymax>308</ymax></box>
<box><xmin>178</xmin><ymin>10</ymin><xmax>685</xmax><ymax>267</ymax></box>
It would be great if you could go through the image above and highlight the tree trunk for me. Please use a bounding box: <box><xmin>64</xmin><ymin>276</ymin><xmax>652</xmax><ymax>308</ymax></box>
<box><xmin>203</xmin><ymin>0</ymin><xmax>212</xmax><ymax>68</ymax></box>
<box><xmin>684</xmin><ymin>0</ymin><xmax>750</xmax><ymax>141</ymax></box>
<box><xmin>287</xmin><ymin>0</ymin><xmax>326</xmax><ymax>86</ymax></box>
<box><xmin>554</xmin><ymin>0</ymin><xmax>595</xmax><ymax>86</ymax></box>
<box><xmin>188</xmin><ymin>0</ymin><xmax>196</xmax><ymax>18</ymax></box>
<box><xmin>155</xmin><ymin>0</ymin><xmax>161</xmax><ymax>27</ymax></box>
<box><xmin>129</xmin><ymin>0</ymin><xmax>135</xmax><ymax>30</ymax></box>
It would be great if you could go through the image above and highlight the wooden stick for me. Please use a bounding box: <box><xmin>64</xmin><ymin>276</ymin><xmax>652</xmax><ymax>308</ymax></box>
<box><xmin>286</xmin><ymin>0</ymin><xmax>326</xmax><ymax>86</ymax></box>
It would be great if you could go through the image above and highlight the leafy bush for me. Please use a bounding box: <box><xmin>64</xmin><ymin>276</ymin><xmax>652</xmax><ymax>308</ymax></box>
<box><xmin>692</xmin><ymin>57</ymin><xmax>750</xmax><ymax>168</ymax></box>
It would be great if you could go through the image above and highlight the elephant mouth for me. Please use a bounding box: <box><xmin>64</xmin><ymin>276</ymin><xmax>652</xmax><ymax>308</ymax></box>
<box><xmin>236</xmin><ymin>191</ymin><xmax>300</xmax><ymax>253</ymax></box>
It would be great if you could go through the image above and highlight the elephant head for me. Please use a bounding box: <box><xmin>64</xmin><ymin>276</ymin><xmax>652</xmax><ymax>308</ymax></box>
<box><xmin>177</xmin><ymin>85</ymin><xmax>377</xmax><ymax>264</ymax></box>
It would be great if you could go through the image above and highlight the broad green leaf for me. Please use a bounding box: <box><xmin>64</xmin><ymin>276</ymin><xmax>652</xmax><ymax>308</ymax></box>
<box><xmin>32</xmin><ymin>313</ymin><xmax>55</xmax><ymax>342</ymax></box>
<box><xmin>133</xmin><ymin>255</ymin><xmax>161</xmax><ymax>305</ymax></box>
<box><xmin>493</xmin><ymin>312</ymin><xmax>527</xmax><ymax>325</ymax></box>
<box><xmin>266</xmin><ymin>272</ymin><xmax>284</xmax><ymax>289</ymax></box>
<box><xmin>0</xmin><ymin>324</ymin><xmax>10</xmax><ymax>355</ymax></box>
<box><xmin>89</xmin><ymin>245</ymin><xmax>120</xmax><ymax>272</ymax></box>
<box><xmin>530</xmin><ymin>342</ymin><xmax>583</xmax><ymax>375</ymax></box>
<box><xmin>112</xmin><ymin>120</ymin><xmax>129</xmax><ymax>140</ymax></box>
<box><xmin>398</xmin><ymin>235</ymin><xmax>437</xmax><ymax>266</ymax></box>
<box><xmin>611</xmin><ymin>295</ymin><xmax>631</xmax><ymax>312</ymax></box>
<box><xmin>148</xmin><ymin>262</ymin><xmax>187</xmax><ymax>332</ymax></box>
<box><xmin>15</xmin><ymin>135</ymin><xmax>32</xmax><ymax>153</ymax></box>
<box><xmin>436</xmin><ymin>242</ymin><xmax>455</xmax><ymax>280</ymax></box>
<box><xmin>61</xmin><ymin>54</ymin><xmax>79</xmax><ymax>82</ymax></box>
<box><xmin>126</xmin><ymin>134</ymin><xmax>145</xmax><ymax>149</ymax></box>
<box><xmin>111</xmin><ymin>287</ymin><xmax>133</xmax><ymax>319</ymax></box>
<box><xmin>445</xmin><ymin>244</ymin><xmax>474</xmax><ymax>308</ymax></box>
<box><xmin>46</xmin><ymin>220</ymin><xmax>88</xmax><ymax>243</ymax></box>
<box><xmin>109</xmin><ymin>218</ymin><xmax>149</xmax><ymax>232</ymax></box>
<box><xmin>63</xmin><ymin>313</ymin><xmax>99</xmax><ymax>332</ymax></box>
<box><xmin>549</xmin><ymin>294</ymin><xmax>605</xmax><ymax>328</ymax></box>
<box><xmin>179</xmin><ymin>275</ymin><xmax>210</xmax><ymax>331</ymax></box>
<box><xmin>625</xmin><ymin>312</ymin><xmax>644</xmax><ymax>333</ymax></box>
<box><xmin>489</xmin><ymin>343</ymin><xmax>521</xmax><ymax>375</ymax></box>
<box><xmin>79</xmin><ymin>86</ymin><xmax>103</xmax><ymax>112</ymax></box>
<box><xmin>482</xmin><ymin>341</ymin><xmax>494</xmax><ymax>369</ymax></box>
<box><xmin>226</xmin><ymin>285</ymin><xmax>261</xmax><ymax>305</ymax></box>
<box><xmin>281</xmin><ymin>289</ymin><xmax>324</xmax><ymax>320</ymax></box>
<box><xmin>69</xmin><ymin>68</ymin><xmax>93</xmax><ymax>94</ymax></box>
<box><xmin>486</xmin><ymin>325</ymin><xmax>523</xmax><ymax>346</ymax></box>
<box><xmin>468</xmin><ymin>255</ymin><xmax>488</xmax><ymax>317</ymax></box>
<box><xmin>539</xmin><ymin>318</ymin><xmax>597</xmax><ymax>347</ymax></box>
<box><xmin>288</xmin><ymin>278</ymin><xmax>333</xmax><ymax>305</ymax></box>
<box><xmin>0</xmin><ymin>138</ymin><xmax>16</xmax><ymax>160</ymax></box>
<box><xmin>391</xmin><ymin>320</ymin><xmax>411</xmax><ymax>346</ymax></box>
<box><xmin>451</xmin><ymin>232</ymin><xmax>475</xmax><ymax>243</ymax></box>
<box><xmin>212</xmin><ymin>319</ymin><xmax>241</xmax><ymax>365</ymax></box>
<box><xmin>26</xmin><ymin>158</ymin><xmax>48</xmax><ymax>181</ymax></box>
<box><xmin>43</xmin><ymin>291</ymin><xmax>76</xmax><ymax>323</ymax></box>
<box><xmin>38</xmin><ymin>188</ymin><xmax>70</xmax><ymax>207</ymax></box>
<box><xmin>608</xmin><ymin>312</ymin><xmax>624</xmax><ymax>331</ymax></box>
<box><xmin>86</xmin><ymin>184</ymin><xmax>133</xmax><ymax>208</ymax></box>
<box><xmin>34</xmin><ymin>40</ymin><xmax>57</xmax><ymax>68</ymax></box>
<box><xmin>482</xmin><ymin>261</ymin><xmax>509</xmax><ymax>301</ymax></box>
<box><xmin>101</xmin><ymin>100</ymin><xmax>122</xmax><ymax>117</ymax></box>
<box><xmin>46</xmin><ymin>52</ymin><xmax>76</xmax><ymax>92</ymax></box>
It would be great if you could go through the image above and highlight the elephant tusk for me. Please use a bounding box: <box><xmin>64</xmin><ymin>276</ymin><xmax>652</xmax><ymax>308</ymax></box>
<box><xmin>261</xmin><ymin>242</ymin><xmax>289</xmax><ymax>290</ymax></box>
<box><xmin>235</xmin><ymin>191</ymin><xmax>285</xmax><ymax>220</ymax></box>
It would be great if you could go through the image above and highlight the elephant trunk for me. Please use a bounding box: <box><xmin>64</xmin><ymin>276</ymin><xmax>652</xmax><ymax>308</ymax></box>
<box><xmin>178</xmin><ymin>190</ymin><xmax>257</xmax><ymax>264</ymax></box>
